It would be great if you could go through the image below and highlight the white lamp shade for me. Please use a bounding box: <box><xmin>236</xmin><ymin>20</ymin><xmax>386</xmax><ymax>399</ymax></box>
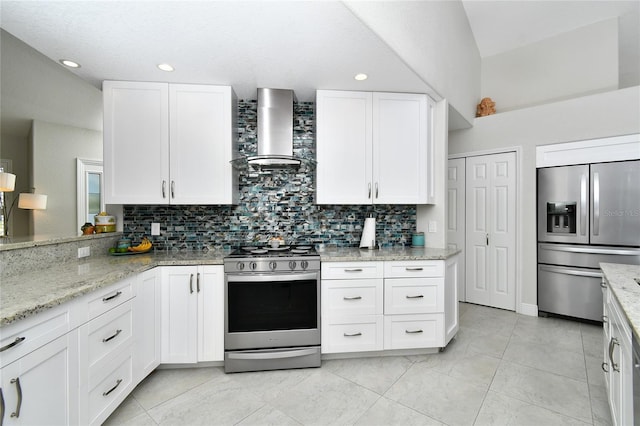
<box><xmin>18</xmin><ymin>193</ymin><xmax>47</xmax><ymax>210</ymax></box>
<box><xmin>0</xmin><ymin>172</ymin><xmax>16</xmax><ymax>192</ymax></box>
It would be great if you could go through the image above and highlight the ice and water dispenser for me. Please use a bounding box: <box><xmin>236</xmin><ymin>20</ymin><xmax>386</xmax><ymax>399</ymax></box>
<box><xmin>546</xmin><ymin>202</ymin><xmax>577</xmax><ymax>234</ymax></box>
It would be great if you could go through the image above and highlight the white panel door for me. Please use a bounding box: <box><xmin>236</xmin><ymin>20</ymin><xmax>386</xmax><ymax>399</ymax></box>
<box><xmin>447</xmin><ymin>158</ymin><xmax>466</xmax><ymax>301</ymax></box>
<box><xmin>197</xmin><ymin>265</ymin><xmax>224</xmax><ymax>362</ymax></box>
<box><xmin>169</xmin><ymin>85</ymin><xmax>234</xmax><ymax>205</ymax></box>
<box><xmin>316</xmin><ymin>90</ymin><xmax>372</xmax><ymax>204</ymax></box>
<box><xmin>160</xmin><ymin>266</ymin><xmax>198</xmax><ymax>364</ymax></box>
<box><xmin>373</xmin><ymin>92</ymin><xmax>428</xmax><ymax>204</ymax></box>
<box><xmin>465</xmin><ymin>152</ymin><xmax>516</xmax><ymax>310</ymax></box>
<box><xmin>103</xmin><ymin>81</ymin><xmax>169</xmax><ymax>204</ymax></box>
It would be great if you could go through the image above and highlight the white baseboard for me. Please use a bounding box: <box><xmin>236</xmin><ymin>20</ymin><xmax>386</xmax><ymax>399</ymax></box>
<box><xmin>518</xmin><ymin>303</ymin><xmax>538</xmax><ymax>317</ymax></box>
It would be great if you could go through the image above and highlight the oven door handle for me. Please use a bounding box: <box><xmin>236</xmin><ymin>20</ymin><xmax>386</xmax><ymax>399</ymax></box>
<box><xmin>226</xmin><ymin>272</ymin><xmax>318</xmax><ymax>282</ymax></box>
<box><xmin>226</xmin><ymin>348</ymin><xmax>318</xmax><ymax>360</ymax></box>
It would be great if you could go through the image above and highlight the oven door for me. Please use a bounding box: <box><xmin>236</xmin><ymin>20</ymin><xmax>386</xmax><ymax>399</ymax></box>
<box><xmin>225</xmin><ymin>271</ymin><xmax>320</xmax><ymax>351</ymax></box>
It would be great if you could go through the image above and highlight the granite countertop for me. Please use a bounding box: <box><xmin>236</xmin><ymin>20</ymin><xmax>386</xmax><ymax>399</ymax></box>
<box><xmin>601</xmin><ymin>263</ymin><xmax>640</xmax><ymax>338</ymax></box>
<box><xmin>0</xmin><ymin>246</ymin><xmax>461</xmax><ymax>328</ymax></box>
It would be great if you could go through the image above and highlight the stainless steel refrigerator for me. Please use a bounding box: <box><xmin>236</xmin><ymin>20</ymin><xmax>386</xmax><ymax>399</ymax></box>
<box><xmin>537</xmin><ymin>160</ymin><xmax>640</xmax><ymax>322</ymax></box>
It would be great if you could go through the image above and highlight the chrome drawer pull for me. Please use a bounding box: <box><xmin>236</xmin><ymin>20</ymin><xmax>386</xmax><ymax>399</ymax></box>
<box><xmin>343</xmin><ymin>332</ymin><xmax>362</xmax><ymax>337</ymax></box>
<box><xmin>9</xmin><ymin>378</ymin><xmax>21</xmax><ymax>418</ymax></box>
<box><xmin>0</xmin><ymin>388</ymin><xmax>5</xmax><ymax>424</ymax></box>
<box><xmin>0</xmin><ymin>337</ymin><xmax>26</xmax><ymax>353</ymax></box>
<box><xmin>102</xmin><ymin>329</ymin><xmax>123</xmax><ymax>343</ymax></box>
<box><xmin>344</xmin><ymin>268</ymin><xmax>363</xmax><ymax>272</ymax></box>
<box><xmin>197</xmin><ymin>273</ymin><xmax>201</xmax><ymax>293</ymax></box>
<box><xmin>406</xmin><ymin>295</ymin><xmax>424</xmax><ymax>299</ymax></box>
<box><xmin>405</xmin><ymin>329</ymin><xmax>424</xmax><ymax>334</ymax></box>
<box><xmin>600</xmin><ymin>281</ymin><xmax>607</xmax><ymax>288</ymax></box>
<box><xmin>343</xmin><ymin>296</ymin><xmax>362</xmax><ymax>301</ymax></box>
<box><xmin>601</xmin><ymin>361</ymin><xmax>609</xmax><ymax>373</ymax></box>
<box><xmin>102</xmin><ymin>291</ymin><xmax>122</xmax><ymax>302</ymax></box>
<box><xmin>609</xmin><ymin>337</ymin><xmax>620</xmax><ymax>372</ymax></box>
<box><xmin>103</xmin><ymin>379</ymin><xmax>123</xmax><ymax>397</ymax></box>
<box><xmin>405</xmin><ymin>267</ymin><xmax>424</xmax><ymax>271</ymax></box>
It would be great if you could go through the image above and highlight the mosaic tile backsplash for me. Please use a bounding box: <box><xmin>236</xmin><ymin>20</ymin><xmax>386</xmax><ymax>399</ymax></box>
<box><xmin>123</xmin><ymin>100</ymin><xmax>416</xmax><ymax>250</ymax></box>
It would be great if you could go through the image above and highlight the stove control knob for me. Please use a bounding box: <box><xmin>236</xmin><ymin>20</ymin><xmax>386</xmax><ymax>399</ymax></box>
<box><xmin>301</xmin><ymin>260</ymin><xmax>309</xmax><ymax>270</ymax></box>
<box><xmin>250</xmin><ymin>262</ymin><xmax>257</xmax><ymax>271</ymax></box>
<box><xmin>269</xmin><ymin>261</ymin><xmax>277</xmax><ymax>271</ymax></box>
<box><xmin>289</xmin><ymin>261</ymin><xmax>297</xmax><ymax>270</ymax></box>
<box><xmin>236</xmin><ymin>262</ymin><xmax>245</xmax><ymax>271</ymax></box>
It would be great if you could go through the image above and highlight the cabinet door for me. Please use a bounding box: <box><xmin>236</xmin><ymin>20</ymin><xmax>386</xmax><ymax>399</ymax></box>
<box><xmin>197</xmin><ymin>266</ymin><xmax>224</xmax><ymax>362</ymax></box>
<box><xmin>373</xmin><ymin>92</ymin><xmax>428</xmax><ymax>204</ymax></box>
<box><xmin>160</xmin><ymin>266</ymin><xmax>198</xmax><ymax>364</ymax></box>
<box><xmin>134</xmin><ymin>268</ymin><xmax>161</xmax><ymax>384</ymax></box>
<box><xmin>169</xmin><ymin>85</ymin><xmax>236</xmax><ymax>205</ymax></box>
<box><xmin>103</xmin><ymin>81</ymin><xmax>169</xmax><ymax>204</ymax></box>
<box><xmin>1</xmin><ymin>331</ymin><xmax>78</xmax><ymax>426</ymax></box>
<box><xmin>316</xmin><ymin>90</ymin><xmax>372</xmax><ymax>204</ymax></box>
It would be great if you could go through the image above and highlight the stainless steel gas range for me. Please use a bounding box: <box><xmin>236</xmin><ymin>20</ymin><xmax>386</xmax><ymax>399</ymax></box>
<box><xmin>223</xmin><ymin>245</ymin><xmax>321</xmax><ymax>373</ymax></box>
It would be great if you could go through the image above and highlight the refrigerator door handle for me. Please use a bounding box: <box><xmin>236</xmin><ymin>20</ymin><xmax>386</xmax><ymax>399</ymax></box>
<box><xmin>580</xmin><ymin>174</ymin><xmax>587</xmax><ymax>236</ymax></box>
<box><xmin>539</xmin><ymin>265</ymin><xmax>602</xmax><ymax>279</ymax></box>
<box><xmin>593</xmin><ymin>172</ymin><xmax>600</xmax><ymax>236</ymax></box>
<box><xmin>538</xmin><ymin>244</ymin><xmax>640</xmax><ymax>256</ymax></box>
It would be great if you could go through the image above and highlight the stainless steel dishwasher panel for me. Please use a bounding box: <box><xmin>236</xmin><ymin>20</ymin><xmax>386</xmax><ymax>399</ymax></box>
<box><xmin>537</xmin><ymin>264</ymin><xmax>603</xmax><ymax>322</ymax></box>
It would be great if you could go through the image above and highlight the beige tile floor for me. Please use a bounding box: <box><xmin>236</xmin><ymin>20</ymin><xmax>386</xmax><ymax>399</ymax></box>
<box><xmin>104</xmin><ymin>303</ymin><xmax>610</xmax><ymax>426</ymax></box>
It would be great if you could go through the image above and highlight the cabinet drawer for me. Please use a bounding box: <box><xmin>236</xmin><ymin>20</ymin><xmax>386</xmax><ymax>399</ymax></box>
<box><xmin>322</xmin><ymin>262</ymin><xmax>383</xmax><ymax>280</ymax></box>
<box><xmin>384</xmin><ymin>261</ymin><xmax>444</xmax><ymax>278</ymax></box>
<box><xmin>384</xmin><ymin>277</ymin><xmax>444</xmax><ymax>314</ymax></box>
<box><xmin>87</xmin><ymin>348</ymin><xmax>133</xmax><ymax>426</ymax></box>
<box><xmin>322</xmin><ymin>315</ymin><xmax>383</xmax><ymax>354</ymax></box>
<box><xmin>383</xmin><ymin>314</ymin><xmax>444</xmax><ymax>350</ymax></box>
<box><xmin>86</xmin><ymin>300</ymin><xmax>133</xmax><ymax>373</ymax></box>
<box><xmin>0</xmin><ymin>303</ymin><xmax>73</xmax><ymax>367</ymax></box>
<box><xmin>86</xmin><ymin>279</ymin><xmax>135</xmax><ymax>321</ymax></box>
<box><xmin>322</xmin><ymin>279</ymin><xmax>383</xmax><ymax>316</ymax></box>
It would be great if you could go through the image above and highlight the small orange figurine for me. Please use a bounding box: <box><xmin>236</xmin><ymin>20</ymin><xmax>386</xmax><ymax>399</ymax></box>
<box><xmin>476</xmin><ymin>97</ymin><xmax>496</xmax><ymax>117</ymax></box>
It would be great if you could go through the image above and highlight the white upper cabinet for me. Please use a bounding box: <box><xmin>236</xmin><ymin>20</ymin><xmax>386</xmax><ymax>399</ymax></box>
<box><xmin>316</xmin><ymin>90</ymin><xmax>432</xmax><ymax>205</ymax></box>
<box><xmin>103</xmin><ymin>81</ymin><xmax>237</xmax><ymax>205</ymax></box>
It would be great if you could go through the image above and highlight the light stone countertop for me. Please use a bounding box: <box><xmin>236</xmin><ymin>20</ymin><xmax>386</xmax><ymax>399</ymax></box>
<box><xmin>1</xmin><ymin>246</ymin><xmax>460</xmax><ymax>328</ymax></box>
<box><xmin>601</xmin><ymin>263</ymin><xmax>640</xmax><ymax>338</ymax></box>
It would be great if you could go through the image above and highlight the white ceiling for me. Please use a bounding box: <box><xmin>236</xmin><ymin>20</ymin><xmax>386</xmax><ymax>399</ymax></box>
<box><xmin>1</xmin><ymin>1</ymin><xmax>638</xmax><ymax>120</ymax></box>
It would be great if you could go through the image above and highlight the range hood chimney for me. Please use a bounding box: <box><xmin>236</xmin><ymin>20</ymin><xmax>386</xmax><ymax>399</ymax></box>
<box><xmin>248</xmin><ymin>88</ymin><xmax>300</xmax><ymax>166</ymax></box>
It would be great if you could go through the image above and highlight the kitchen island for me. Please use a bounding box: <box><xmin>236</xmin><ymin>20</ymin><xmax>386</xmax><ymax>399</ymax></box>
<box><xmin>601</xmin><ymin>263</ymin><xmax>640</xmax><ymax>337</ymax></box>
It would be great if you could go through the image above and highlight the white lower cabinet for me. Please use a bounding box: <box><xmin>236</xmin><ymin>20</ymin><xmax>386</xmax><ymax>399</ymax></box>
<box><xmin>0</xmin><ymin>330</ymin><xmax>79</xmax><ymax>426</ymax></box>
<box><xmin>160</xmin><ymin>265</ymin><xmax>224</xmax><ymax>364</ymax></box>
<box><xmin>602</xmin><ymin>278</ymin><xmax>633</xmax><ymax>426</ymax></box>
<box><xmin>134</xmin><ymin>268</ymin><xmax>161</xmax><ymax>385</ymax></box>
<box><xmin>321</xmin><ymin>256</ymin><xmax>459</xmax><ymax>355</ymax></box>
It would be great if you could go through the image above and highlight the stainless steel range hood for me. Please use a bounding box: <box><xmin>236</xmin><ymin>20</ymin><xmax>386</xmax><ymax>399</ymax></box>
<box><xmin>247</xmin><ymin>88</ymin><xmax>300</xmax><ymax>166</ymax></box>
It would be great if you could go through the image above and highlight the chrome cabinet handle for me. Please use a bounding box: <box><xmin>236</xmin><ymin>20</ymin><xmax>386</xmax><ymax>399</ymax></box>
<box><xmin>375</xmin><ymin>182</ymin><xmax>379</xmax><ymax>198</ymax></box>
<box><xmin>162</xmin><ymin>180</ymin><xmax>166</xmax><ymax>198</ymax></box>
<box><xmin>593</xmin><ymin>172</ymin><xmax>600</xmax><ymax>236</ymax></box>
<box><xmin>601</xmin><ymin>361</ymin><xmax>609</xmax><ymax>373</ymax></box>
<box><xmin>609</xmin><ymin>337</ymin><xmax>620</xmax><ymax>372</ymax></box>
<box><xmin>368</xmin><ymin>183</ymin><xmax>371</xmax><ymax>199</ymax></box>
<box><xmin>102</xmin><ymin>329</ymin><xmax>123</xmax><ymax>343</ymax></box>
<box><xmin>102</xmin><ymin>379</ymin><xmax>122</xmax><ymax>397</ymax></box>
<box><xmin>9</xmin><ymin>378</ymin><xmax>21</xmax><ymax>418</ymax></box>
<box><xmin>171</xmin><ymin>180</ymin><xmax>175</xmax><ymax>199</ymax></box>
<box><xmin>189</xmin><ymin>274</ymin><xmax>194</xmax><ymax>294</ymax></box>
<box><xmin>343</xmin><ymin>296</ymin><xmax>362</xmax><ymax>301</ymax></box>
<box><xmin>405</xmin><ymin>329</ymin><xmax>423</xmax><ymax>334</ymax></box>
<box><xmin>406</xmin><ymin>295</ymin><xmax>424</xmax><ymax>299</ymax></box>
<box><xmin>197</xmin><ymin>273</ymin><xmax>201</xmax><ymax>293</ymax></box>
<box><xmin>580</xmin><ymin>174</ymin><xmax>587</xmax><ymax>236</ymax></box>
<box><xmin>405</xmin><ymin>267</ymin><xmax>424</xmax><ymax>271</ymax></box>
<box><xmin>601</xmin><ymin>281</ymin><xmax>607</xmax><ymax>288</ymax></box>
<box><xmin>344</xmin><ymin>268</ymin><xmax>363</xmax><ymax>272</ymax></box>
<box><xmin>0</xmin><ymin>337</ymin><xmax>26</xmax><ymax>353</ymax></box>
<box><xmin>602</xmin><ymin>315</ymin><xmax>608</xmax><ymax>323</ymax></box>
<box><xmin>486</xmin><ymin>233</ymin><xmax>489</xmax><ymax>246</ymax></box>
<box><xmin>1</xmin><ymin>387</ymin><xmax>5</xmax><ymax>425</ymax></box>
<box><xmin>102</xmin><ymin>291</ymin><xmax>122</xmax><ymax>302</ymax></box>
<box><xmin>343</xmin><ymin>332</ymin><xmax>362</xmax><ymax>337</ymax></box>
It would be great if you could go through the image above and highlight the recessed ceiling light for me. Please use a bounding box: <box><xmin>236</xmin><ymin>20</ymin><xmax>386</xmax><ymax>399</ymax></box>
<box><xmin>354</xmin><ymin>73</ymin><xmax>368</xmax><ymax>81</ymax></box>
<box><xmin>59</xmin><ymin>59</ymin><xmax>80</xmax><ymax>68</ymax></box>
<box><xmin>157</xmin><ymin>63</ymin><xmax>174</xmax><ymax>72</ymax></box>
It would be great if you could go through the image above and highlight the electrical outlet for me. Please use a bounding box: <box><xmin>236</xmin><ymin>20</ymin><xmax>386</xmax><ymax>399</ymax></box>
<box><xmin>151</xmin><ymin>223</ymin><xmax>160</xmax><ymax>236</ymax></box>
<box><xmin>428</xmin><ymin>221</ymin><xmax>437</xmax><ymax>233</ymax></box>
<box><xmin>78</xmin><ymin>246</ymin><xmax>90</xmax><ymax>258</ymax></box>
